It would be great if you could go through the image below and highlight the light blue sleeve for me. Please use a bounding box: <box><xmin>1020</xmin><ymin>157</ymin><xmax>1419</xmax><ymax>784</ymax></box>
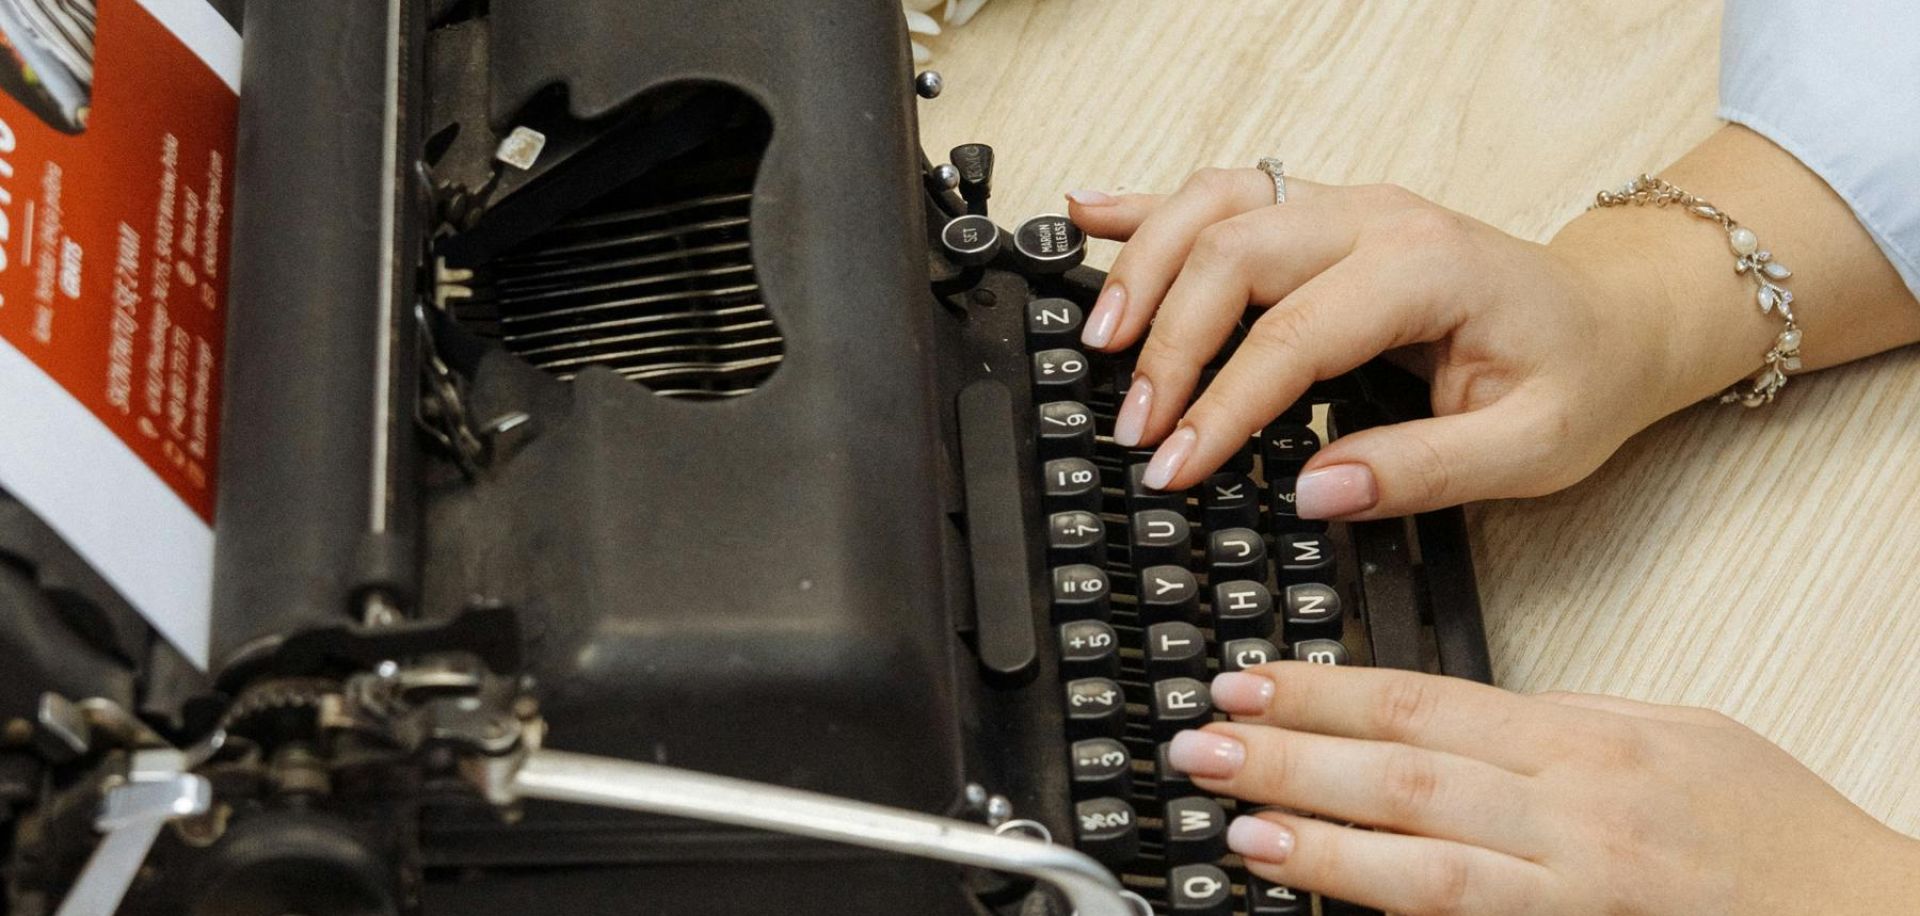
<box><xmin>1719</xmin><ymin>0</ymin><xmax>1920</xmax><ymax>297</ymax></box>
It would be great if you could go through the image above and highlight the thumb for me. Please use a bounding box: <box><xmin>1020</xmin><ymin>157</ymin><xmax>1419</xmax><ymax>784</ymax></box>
<box><xmin>1293</xmin><ymin>401</ymin><xmax>1576</xmax><ymax>520</ymax></box>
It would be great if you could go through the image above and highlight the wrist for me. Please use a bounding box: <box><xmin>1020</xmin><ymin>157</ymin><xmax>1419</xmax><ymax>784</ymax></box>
<box><xmin>1547</xmin><ymin>205</ymin><xmax>1778</xmax><ymax>418</ymax></box>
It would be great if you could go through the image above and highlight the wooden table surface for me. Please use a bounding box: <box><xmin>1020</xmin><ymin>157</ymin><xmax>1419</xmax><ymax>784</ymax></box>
<box><xmin>919</xmin><ymin>0</ymin><xmax>1920</xmax><ymax>834</ymax></box>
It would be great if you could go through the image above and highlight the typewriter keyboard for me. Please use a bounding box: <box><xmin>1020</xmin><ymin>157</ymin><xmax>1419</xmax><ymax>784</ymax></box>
<box><xmin>1021</xmin><ymin>296</ymin><xmax>1380</xmax><ymax>916</ymax></box>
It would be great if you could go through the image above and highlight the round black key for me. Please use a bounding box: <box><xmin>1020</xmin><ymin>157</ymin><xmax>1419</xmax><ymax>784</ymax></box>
<box><xmin>1036</xmin><ymin>400</ymin><xmax>1095</xmax><ymax>458</ymax></box>
<box><xmin>939</xmin><ymin>213</ymin><xmax>1001</xmax><ymax>266</ymax></box>
<box><xmin>1207</xmin><ymin>527</ymin><xmax>1268</xmax><ymax>582</ymax></box>
<box><xmin>1155</xmin><ymin>741</ymin><xmax>1196</xmax><ymax>799</ymax></box>
<box><xmin>1130</xmin><ymin>508</ymin><xmax>1191</xmax><ymax>569</ymax></box>
<box><xmin>1167</xmin><ymin>864</ymin><xmax>1233</xmax><ymax>915</ymax></box>
<box><xmin>1073</xmin><ymin>797</ymin><xmax>1139</xmax><ymax>866</ymax></box>
<box><xmin>1149</xmin><ymin>676</ymin><xmax>1211</xmax><ymax>738</ymax></box>
<box><xmin>1268</xmin><ymin>475</ymin><xmax>1327</xmax><ymax>534</ymax></box>
<box><xmin>1145</xmin><ymin>622</ymin><xmax>1208</xmax><ymax>681</ymax></box>
<box><xmin>1065</xmin><ymin>677</ymin><xmax>1126</xmax><ymax>739</ymax></box>
<box><xmin>1136</xmin><ymin>565</ymin><xmax>1200</xmax><ymax>624</ymax></box>
<box><xmin>1058</xmin><ymin>619</ymin><xmax>1120</xmax><ymax>678</ymax></box>
<box><xmin>1025</xmin><ymin>297</ymin><xmax>1084</xmax><ymax>348</ymax></box>
<box><xmin>1219</xmin><ymin>637</ymin><xmax>1281</xmax><ymax>673</ymax></box>
<box><xmin>1163</xmin><ymin>797</ymin><xmax>1228</xmax><ymax>864</ymax></box>
<box><xmin>1247</xmin><ymin>875</ymin><xmax>1311</xmax><ymax>914</ymax></box>
<box><xmin>1262</xmin><ymin>422</ymin><xmax>1321</xmax><ymax>468</ymax></box>
<box><xmin>1210</xmin><ymin>579</ymin><xmax>1274</xmax><ymax>641</ymax></box>
<box><xmin>1050</xmin><ymin>564</ymin><xmax>1111</xmax><ymax>622</ymax></box>
<box><xmin>1277</xmin><ymin>532</ymin><xmax>1335</xmax><ymax>584</ymax></box>
<box><xmin>1011</xmin><ymin>213</ymin><xmax>1086</xmax><ymax>274</ymax></box>
<box><xmin>1046</xmin><ymin>511</ymin><xmax>1106</xmax><ymax>567</ymax></box>
<box><xmin>1282</xmin><ymin>582</ymin><xmax>1342</xmax><ymax>640</ymax></box>
<box><xmin>1125</xmin><ymin>462</ymin><xmax>1184</xmax><ymax>513</ymax></box>
<box><xmin>1200</xmin><ymin>472</ymin><xmax>1260</xmax><ymax>531</ymax></box>
<box><xmin>1042</xmin><ymin>457</ymin><xmax>1102</xmax><ymax>513</ymax></box>
<box><xmin>1069</xmin><ymin>737</ymin><xmax>1132</xmax><ymax>799</ymax></box>
<box><xmin>1031</xmin><ymin>348</ymin><xmax>1090</xmax><ymax>402</ymax></box>
<box><xmin>1291</xmin><ymin>638</ymin><xmax>1350</xmax><ymax>666</ymax></box>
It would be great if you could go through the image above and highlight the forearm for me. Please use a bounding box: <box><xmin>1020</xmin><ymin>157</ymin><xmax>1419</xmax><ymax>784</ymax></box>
<box><xmin>1549</xmin><ymin>124</ymin><xmax>1920</xmax><ymax>415</ymax></box>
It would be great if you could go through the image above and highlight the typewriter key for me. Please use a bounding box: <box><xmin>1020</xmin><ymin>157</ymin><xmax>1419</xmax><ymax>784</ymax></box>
<box><xmin>1276</xmin><ymin>532</ymin><xmax>1336</xmax><ymax>584</ymax></box>
<box><xmin>1051</xmin><ymin>565</ymin><xmax>1111</xmax><ymax>622</ymax></box>
<box><xmin>1025</xmin><ymin>297</ymin><xmax>1084</xmax><ymax>348</ymax></box>
<box><xmin>1246</xmin><ymin>875</ymin><xmax>1311</xmax><ymax>915</ymax></box>
<box><xmin>1130</xmin><ymin>508</ymin><xmax>1192</xmax><ymax>569</ymax></box>
<box><xmin>1167</xmin><ymin>863</ymin><xmax>1233</xmax><ymax>915</ymax></box>
<box><xmin>1149</xmin><ymin>677</ymin><xmax>1212</xmax><ymax>738</ymax></box>
<box><xmin>1069</xmin><ymin>737</ymin><xmax>1132</xmax><ymax>799</ymax></box>
<box><xmin>1065</xmin><ymin>677</ymin><xmax>1127</xmax><ymax>739</ymax></box>
<box><xmin>1137</xmin><ymin>565</ymin><xmax>1201</xmax><ymax>624</ymax></box>
<box><xmin>1010</xmin><ymin>213</ymin><xmax>1086</xmax><ymax>274</ymax></box>
<box><xmin>1145</xmin><ymin>622</ymin><xmax>1209</xmax><ymax>681</ymax></box>
<box><xmin>1042</xmin><ymin>457</ymin><xmax>1102</xmax><ymax>513</ymax></box>
<box><xmin>1291</xmin><ymin>638</ymin><xmax>1351</xmax><ymax>666</ymax></box>
<box><xmin>1200</xmin><ymin>472</ymin><xmax>1261</xmax><ymax>531</ymax></box>
<box><xmin>940</xmin><ymin>213</ymin><xmax>1001</xmax><ymax>266</ymax></box>
<box><xmin>1210</xmin><ymin>580</ymin><xmax>1275</xmax><ymax>642</ymax></box>
<box><xmin>1282</xmin><ymin>583</ymin><xmax>1343</xmax><ymax>641</ymax></box>
<box><xmin>1207</xmin><ymin>527</ymin><xmax>1268</xmax><ymax>583</ymax></box>
<box><xmin>1073</xmin><ymin>796</ymin><xmax>1140</xmax><ymax>866</ymax></box>
<box><xmin>1058</xmin><ymin>619</ymin><xmax>1120</xmax><ymax>679</ymax></box>
<box><xmin>1220</xmin><ymin>637</ymin><xmax>1282</xmax><ymax>673</ymax></box>
<box><xmin>1162</xmin><ymin>797</ymin><xmax>1228</xmax><ymax>864</ymax></box>
<box><xmin>1032</xmin><ymin>348</ymin><xmax>1091</xmax><ymax>402</ymax></box>
<box><xmin>1036</xmin><ymin>400</ymin><xmax>1096</xmax><ymax>458</ymax></box>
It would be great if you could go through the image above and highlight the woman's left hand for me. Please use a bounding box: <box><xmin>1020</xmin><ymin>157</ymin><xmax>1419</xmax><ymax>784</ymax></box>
<box><xmin>1167</xmin><ymin>663</ymin><xmax>1920</xmax><ymax>915</ymax></box>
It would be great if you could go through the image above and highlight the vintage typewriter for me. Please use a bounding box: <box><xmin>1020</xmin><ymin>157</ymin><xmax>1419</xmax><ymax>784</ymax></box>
<box><xmin>0</xmin><ymin>1</ymin><xmax>1491</xmax><ymax>914</ymax></box>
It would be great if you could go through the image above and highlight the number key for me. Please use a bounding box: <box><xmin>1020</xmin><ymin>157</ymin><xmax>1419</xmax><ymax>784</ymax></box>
<box><xmin>1036</xmin><ymin>400</ymin><xmax>1095</xmax><ymax>458</ymax></box>
<box><xmin>1032</xmin><ymin>348</ymin><xmax>1090</xmax><ymax>402</ymax></box>
<box><xmin>1043</xmin><ymin>457</ymin><xmax>1103</xmax><ymax>513</ymax></box>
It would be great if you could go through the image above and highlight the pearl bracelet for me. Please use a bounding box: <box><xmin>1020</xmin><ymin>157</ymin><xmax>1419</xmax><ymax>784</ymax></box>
<box><xmin>1592</xmin><ymin>175</ymin><xmax>1802</xmax><ymax>408</ymax></box>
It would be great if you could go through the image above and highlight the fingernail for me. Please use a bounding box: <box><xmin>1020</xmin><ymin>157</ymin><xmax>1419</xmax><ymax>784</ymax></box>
<box><xmin>1227</xmin><ymin>816</ymin><xmax>1296</xmax><ymax>863</ymax></box>
<box><xmin>1295</xmin><ymin>464</ymin><xmax>1378</xmax><ymax>519</ymax></box>
<box><xmin>1167</xmin><ymin>729</ymin><xmax>1244</xmax><ymax>779</ymax></box>
<box><xmin>1210</xmin><ymin>672</ymin><xmax>1275</xmax><ymax>715</ymax></box>
<box><xmin>1112</xmin><ymin>376</ymin><xmax>1153</xmax><ymax>447</ymax></box>
<box><xmin>1141</xmin><ymin>426</ymin><xmax>1197</xmax><ymax>489</ymax></box>
<box><xmin>1067</xmin><ymin>188</ymin><xmax>1116</xmax><ymax>206</ymax></box>
<box><xmin>1080</xmin><ymin>284</ymin><xmax>1126</xmax><ymax>348</ymax></box>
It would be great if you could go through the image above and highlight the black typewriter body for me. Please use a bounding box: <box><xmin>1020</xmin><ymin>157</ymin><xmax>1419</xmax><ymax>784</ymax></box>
<box><xmin>0</xmin><ymin>2</ymin><xmax>1490</xmax><ymax>914</ymax></box>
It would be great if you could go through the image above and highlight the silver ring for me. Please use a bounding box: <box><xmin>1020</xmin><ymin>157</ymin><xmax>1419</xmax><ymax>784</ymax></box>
<box><xmin>1257</xmin><ymin>157</ymin><xmax>1287</xmax><ymax>205</ymax></box>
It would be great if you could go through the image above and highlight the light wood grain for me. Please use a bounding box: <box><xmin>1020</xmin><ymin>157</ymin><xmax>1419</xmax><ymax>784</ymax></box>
<box><xmin>920</xmin><ymin>0</ymin><xmax>1920</xmax><ymax>834</ymax></box>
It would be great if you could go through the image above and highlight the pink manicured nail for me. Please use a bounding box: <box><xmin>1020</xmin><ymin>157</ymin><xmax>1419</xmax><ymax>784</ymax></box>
<box><xmin>1210</xmin><ymin>672</ymin><xmax>1275</xmax><ymax>715</ymax></box>
<box><xmin>1066</xmin><ymin>188</ymin><xmax>1117</xmax><ymax>206</ymax></box>
<box><xmin>1227</xmin><ymin>816</ymin><xmax>1296</xmax><ymax>863</ymax></box>
<box><xmin>1141</xmin><ymin>427</ymin><xmax>1197</xmax><ymax>489</ymax></box>
<box><xmin>1295</xmin><ymin>464</ymin><xmax>1378</xmax><ymax>519</ymax></box>
<box><xmin>1167</xmin><ymin>730</ymin><xmax>1244</xmax><ymax>778</ymax></box>
<box><xmin>1080</xmin><ymin>284</ymin><xmax>1126</xmax><ymax>348</ymax></box>
<box><xmin>1112</xmin><ymin>376</ymin><xmax>1153</xmax><ymax>447</ymax></box>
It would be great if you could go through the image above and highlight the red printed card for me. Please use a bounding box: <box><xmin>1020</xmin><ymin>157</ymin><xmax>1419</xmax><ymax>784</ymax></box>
<box><xmin>0</xmin><ymin>0</ymin><xmax>239</xmax><ymax>667</ymax></box>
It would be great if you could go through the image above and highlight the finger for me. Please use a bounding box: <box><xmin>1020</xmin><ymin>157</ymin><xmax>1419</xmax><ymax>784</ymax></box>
<box><xmin>1292</xmin><ymin>392</ymin><xmax>1570</xmax><ymax>520</ymax></box>
<box><xmin>1535</xmin><ymin>691</ymin><xmax>1735</xmax><ymax>728</ymax></box>
<box><xmin>1124</xmin><ymin>201</ymin><xmax>1369</xmax><ymax>460</ymax></box>
<box><xmin>1228</xmin><ymin>811</ymin><xmax>1556</xmax><ymax>916</ymax></box>
<box><xmin>1168</xmin><ymin>722</ymin><xmax>1544</xmax><ymax>855</ymax></box>
<box><xmin>1147</xmin><ymin>246</ymin><xmax>1460</xmax><ymax>489</ymax></box>
<box><xmin>1078</xmin><ymin>168</ymin><xmax>1317</xmax><ymax>356</ymax></box>
<box><xmin>1065</xmin><ymin>191</ymin><xmax>1166</xmax><ymax>242</ymax></box>
<box><xmin>1209</xmin><ymin>663</ymin><xmax>1567</xmax><ymax>775</ymax></box>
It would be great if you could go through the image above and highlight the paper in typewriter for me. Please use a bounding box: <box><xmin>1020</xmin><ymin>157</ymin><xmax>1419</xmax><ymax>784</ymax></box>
<box><xmin>0</xmin><ymin>0</ymin><xmax>238</xmax><ymax>667</ymax></box>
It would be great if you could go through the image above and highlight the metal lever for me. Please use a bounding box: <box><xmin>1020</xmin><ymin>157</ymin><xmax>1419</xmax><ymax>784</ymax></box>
<box><xmin>54</xmin><ymin>752</ymin><xmax>212</xmax><ymax>916</ymax></box>
<box><xmin>501</xmin><ymin>749</ymin><xmax>1137</xmax><ymax>916</ymax></box>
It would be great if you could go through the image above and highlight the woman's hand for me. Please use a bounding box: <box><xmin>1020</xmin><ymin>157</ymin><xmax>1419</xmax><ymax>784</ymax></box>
<box><xmin>1066</xmin><ymin>127</ymin><xmax>1920</xmax><ymax>520</ymax></box>
<box><xmin>1166</xmin><ymin>664</ymin><xmax>1920</xmax><ymax>915</ymax></box>
<box><xmin>1069</xmin><ymin>170</ymin><xmax>1687</xmax><ymax>520</ymax></box>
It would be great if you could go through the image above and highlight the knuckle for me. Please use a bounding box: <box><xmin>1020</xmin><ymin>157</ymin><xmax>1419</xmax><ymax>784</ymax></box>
<box><xmin>1245</xmin><ymin>308</ymin><xmax>1315</xmax><ymax>363</ymax></box>
<box><xmin>1182</xmin><ymin>166</ymin><xmax>1238</xmax><ymax>197</ymax></box>
<box><xmin>1244</xmin><ymin>734</ymin><xmax>1297</xmax><ymax>797</ymax></box>
<box><xmin>1379</xmin><ymin>747</ymin><xmax>1442</xmax><ymax>823</ymax></box>
<box><xmin>1391</xmin><ymin>428</ymin><xmax>1457</xmax><ymax>509</ymax></box>
<box><xmin>1588</xmin><ymin>721</ymin><xmax>1653</xmax><ymax>771</ymax></box>
<box><xmin>1190</xmin><ymin>218</ymin><xmax>1257</xmax><ymax>266</ymax></box>
<box><xmin>1353</xmin><ymin>182</ymin><xmax>1421</xmax><ymax>210</ymax></box>
<box><xmin>1413</xmin><ymin>853</ymin><xmax>1475</xmax><ymax>916</ymax></box>
<box><xmin>1379</xmin><ymin>206</ymin><xmax>1470</xmax><ymax>251</ymax></box>
<box><xmin>1369</xmin><ymin>676</ymin><xmax>1441</xmax><ymax>743</ymax></box>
